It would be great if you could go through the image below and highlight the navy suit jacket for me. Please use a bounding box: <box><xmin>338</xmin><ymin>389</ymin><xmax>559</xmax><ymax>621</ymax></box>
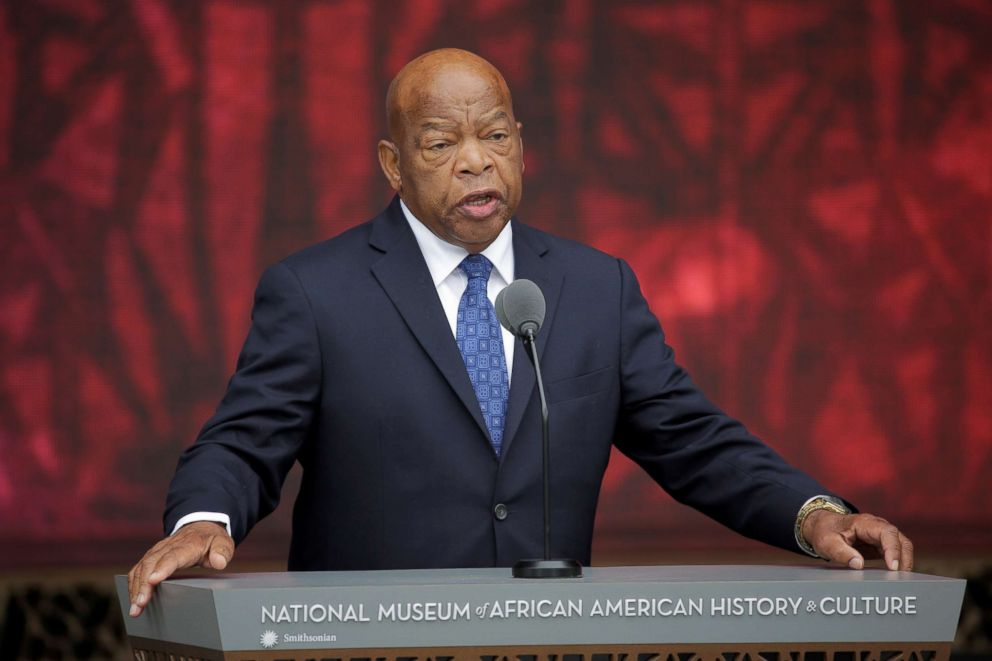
<box><xmin>165</xmin><ymin>197</ymin><xmax>834</xmax><ymax>570</ymax></box>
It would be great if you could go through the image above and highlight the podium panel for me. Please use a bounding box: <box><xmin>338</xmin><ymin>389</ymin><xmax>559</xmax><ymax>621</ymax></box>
<box><xmin>115</xmin><ymin>566</ymin><xmax>965</xmax><ymax>661</ymax></box>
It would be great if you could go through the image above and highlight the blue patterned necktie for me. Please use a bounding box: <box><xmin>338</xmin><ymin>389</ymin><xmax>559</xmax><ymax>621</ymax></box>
<box><xmin>456</xmin><ymin>254</ymin><xmax>509</xmax><ymax>454</ymax></box>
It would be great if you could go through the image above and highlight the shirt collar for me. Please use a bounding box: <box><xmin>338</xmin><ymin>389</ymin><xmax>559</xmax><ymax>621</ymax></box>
<box><xmin>400</xmin><ymin>198</ymin><xmax>514</xmax><ymax>286</ymax></box>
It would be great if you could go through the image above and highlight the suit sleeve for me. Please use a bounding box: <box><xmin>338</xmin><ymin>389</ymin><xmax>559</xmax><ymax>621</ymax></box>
<box><xmin>163</xmin><ymin>262</ymin><xmax>321</xmax><ymax>543</ymax></box>
<box><xmin>612</xmin><ymin>258</ymin><xmax>849</xmax><ymax>553</ymax></box>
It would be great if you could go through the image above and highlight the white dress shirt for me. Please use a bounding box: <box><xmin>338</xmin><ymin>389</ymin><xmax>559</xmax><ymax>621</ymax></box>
<box><xmin>399</xmin><ymin>199</ymin><xmax>516</xmax><ymax>381</ymax></box>
<box><xmin>172</xmin><ymin>200</ymin><xmax>516</xmax><ymax>536</ymax></box>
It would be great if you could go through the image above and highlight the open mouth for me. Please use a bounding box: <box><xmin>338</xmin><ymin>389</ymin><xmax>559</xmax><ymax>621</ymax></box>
<box><xmin>457</xmin><ymin>191</ymin><xmax>502</xmax><ymax>219</ymax></box>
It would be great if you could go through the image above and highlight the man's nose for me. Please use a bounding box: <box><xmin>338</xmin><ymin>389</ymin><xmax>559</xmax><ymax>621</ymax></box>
<box><xmin>456</xmin><ymin>138</ymin><xmax>494</xmax><ymax>177</ymax></box>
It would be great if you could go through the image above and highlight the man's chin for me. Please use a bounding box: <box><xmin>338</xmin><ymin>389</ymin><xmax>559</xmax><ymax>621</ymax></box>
<box><xmin>445</xmin><ymin>214</ymin><xmax>510</xmax><ymax>251</ymax></box>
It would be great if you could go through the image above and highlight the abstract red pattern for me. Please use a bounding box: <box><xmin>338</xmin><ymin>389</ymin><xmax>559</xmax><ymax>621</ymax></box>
<box><xmin>0</xmin><ymin>0</ymin><xmax>989</xmax><ymax>565</ymax></box>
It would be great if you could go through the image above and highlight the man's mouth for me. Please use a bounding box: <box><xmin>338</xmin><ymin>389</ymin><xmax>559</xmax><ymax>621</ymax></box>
<box><xmin>457</xmin><ymin>191</ymin><xmax>502</xmax><ymax>219</ymax></box>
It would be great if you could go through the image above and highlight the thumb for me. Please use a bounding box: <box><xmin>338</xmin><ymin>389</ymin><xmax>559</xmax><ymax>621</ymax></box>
<box><xmin>203</xmin><ymin>534</ymin><xmax>235</xmax><ymax>570</ymax></box>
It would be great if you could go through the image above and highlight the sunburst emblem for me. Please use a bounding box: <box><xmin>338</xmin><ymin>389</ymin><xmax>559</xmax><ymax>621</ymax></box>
<box><xmin>260</xmin><ymin>630</ymin><xmax>279</xmax><ymax>648</ymax></box>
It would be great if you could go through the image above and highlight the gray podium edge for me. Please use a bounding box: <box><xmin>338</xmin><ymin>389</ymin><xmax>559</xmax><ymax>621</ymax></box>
<box><xmin>115</xmin><ymin>565</ymin><xmax>967</xmax><ymax>653</ymax></box>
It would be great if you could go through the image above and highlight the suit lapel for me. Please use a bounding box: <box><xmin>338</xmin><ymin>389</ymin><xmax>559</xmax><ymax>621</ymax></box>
<box><xmin>369</xmin><ymin>200</ymin><xmax>492</xmax><ymax>448</ymax></box>
<box><xmin>500</xmin><ymin>223</ymin><xmax>562</xmax><ymax>461</ymax></box>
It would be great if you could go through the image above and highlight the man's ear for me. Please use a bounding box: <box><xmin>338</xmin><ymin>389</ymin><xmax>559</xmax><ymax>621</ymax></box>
<box><xmin>377</xmin><ymin>140</ymin><xmax>402</xmax><ymax>192</ymax></box>
<box><xmin>516</xmin><ymin>121</ymin><xmax>525</xmax><ymax>174</ymax></box>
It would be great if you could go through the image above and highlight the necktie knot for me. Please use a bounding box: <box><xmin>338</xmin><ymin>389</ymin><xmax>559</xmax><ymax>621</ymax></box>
<box><xmin>459</xmin><ymin>254</ymin><xmax>494</xmax><ymax>283</ymax></box>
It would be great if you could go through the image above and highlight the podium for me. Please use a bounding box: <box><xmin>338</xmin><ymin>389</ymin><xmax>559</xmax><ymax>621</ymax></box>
<box><xmin>115</xmin><ymin>565</ymin><xmax>965</xmax><ymax>661</ymax></box>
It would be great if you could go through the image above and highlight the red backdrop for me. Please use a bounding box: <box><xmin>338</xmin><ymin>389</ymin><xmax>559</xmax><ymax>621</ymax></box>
<box><xmin>1</xmin><ymin>0</ymin><xmax>990</xmax><ymax>567</ymax></box>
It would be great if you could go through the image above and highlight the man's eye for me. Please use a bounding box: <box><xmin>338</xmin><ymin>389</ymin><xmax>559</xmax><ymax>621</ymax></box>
<box><xmin>428</xmin><ymin>143</ymin><xmax>449</xmax><ymax>151</ymax></box>
<box><xmin>487</xmin><ymin>132</ymin><xmax>508</xmax><ymax>141</ymax></box>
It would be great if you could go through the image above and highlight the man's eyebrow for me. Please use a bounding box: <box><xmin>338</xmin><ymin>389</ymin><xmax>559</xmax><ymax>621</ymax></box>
<box><xmin>417</xmin><ymin>111</ymin><xmax>509</xmax><ymax>132</ymax></box>
<box><xmin>481</xmin><ymin>110</ymin><xmax>509</xmax><ymax>123</ymax></box>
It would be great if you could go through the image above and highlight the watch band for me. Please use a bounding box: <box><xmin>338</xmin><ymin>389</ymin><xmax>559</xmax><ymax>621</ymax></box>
<box><xmin>794</xmin><ymin>495</ymin><xmax>851</xmax><ymax>557</ymax></box>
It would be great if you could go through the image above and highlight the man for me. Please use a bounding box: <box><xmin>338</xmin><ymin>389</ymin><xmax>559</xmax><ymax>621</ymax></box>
<box><xmin>128</xmin><ymin>49</ymin><xmax>912</xmax><ymax>617</ymax></box>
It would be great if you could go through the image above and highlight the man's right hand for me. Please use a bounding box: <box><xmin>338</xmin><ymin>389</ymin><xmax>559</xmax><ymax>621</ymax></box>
<box><xmin>127</xmin><ymin>521</ymin><xmax>235</xmax><ymax>617</ymax></box>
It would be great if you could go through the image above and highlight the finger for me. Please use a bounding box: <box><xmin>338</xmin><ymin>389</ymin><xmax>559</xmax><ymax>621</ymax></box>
<box><xmin>899</xmin><ymin>533</ymin><xmax>914</xmax><ymax>572</ymax></box>
<box><xmin>879</xmin><ymin>525</ymin><xmax>902</xmax><ymax>571</ymax></box>
<box><xmin>841</xmin><ymin>516</ymin><xmax>896</xmax><ymax>568</ymax></box>
<box><xmin>129</xmin><ymin>559</ymin><xmax>151</xmax><ymax>617</ymax></box>
<box><xmin>132</xmin><ymin>541</ymin><xmax>204</xmax><ymax>616</ymax></box>
<box><xmin>129</xmin><ymin>553</ymin><xmax>161</xmax><ymax>616</ymax></box>
<box><xmin>127</xmin><ymin>553</ymin><xmax>162</xmax><ymax>614</ymax></box>
<box><xmin>129</xmin><ymin>536</ymin><xmax>174</xmax><ymax>605</ymax></box>
<box><xmin>203</xmin><ymin>533</ymin><xmax>235</xmax><ymax>570</ymax></box>
<box><xmin>127</xmin><ymin>566</ymin><xmax>136</xmax><ymax>602</ymax></box>
<box><xmin>130</xmin><ymin>554</ymin><xmax>164</xmax><ymax>616</ymax></box>
<box><xmin>127</xmin><ymin>566</ymin><xmax>139</xmax><ymax>611</ymax></box>
<box><xmin>815</xmin><ymin>533</ymin><xmax>864</xmax><ymax>570</ymax></box>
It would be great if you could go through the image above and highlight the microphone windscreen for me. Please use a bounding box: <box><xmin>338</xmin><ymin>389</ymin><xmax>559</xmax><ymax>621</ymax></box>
<box><xmin>495</xmin><ymin>279</ymin><xmax>546</xmax><ymax>337</ymax></box>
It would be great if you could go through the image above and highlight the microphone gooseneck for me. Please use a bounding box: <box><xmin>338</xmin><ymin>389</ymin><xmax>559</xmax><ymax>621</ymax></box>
<box><xmin>495</xmin><ymin>280</ymin><xmax>582</xmax><ymax>579</ymax></box>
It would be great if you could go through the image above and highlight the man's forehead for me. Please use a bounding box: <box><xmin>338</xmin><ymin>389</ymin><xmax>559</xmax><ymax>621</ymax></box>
<box><xmin>405</xmin><ymin>69</ymin><xmax>508</xmax><ymax>111</ymax></box>
<box><xmin>399</xmin><ymin>75</ymin><xmax>512</xmax><ymax>136</ymax></box>
<box><xmin>386</xmin><ymin>50</ymin><xmax>515</xmax><ymax>142</ymax></box>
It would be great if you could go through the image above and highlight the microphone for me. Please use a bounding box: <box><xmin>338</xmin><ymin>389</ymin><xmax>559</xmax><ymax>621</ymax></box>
<box><xmin>495</xmin><ymin>280</ymin><xmax>582</xmax><ymax>579</ymax></box>
<box><xmin>494</xmin><ymin>279</ymin><xmax>546</xmax><ymax>339</ymax></box>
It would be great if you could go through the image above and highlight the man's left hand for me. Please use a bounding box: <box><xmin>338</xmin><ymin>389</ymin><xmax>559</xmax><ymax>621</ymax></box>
<box><xmin>802</xmin><ymin>510</ymin><xmax>914</xmax><ymax>571</ymax></box>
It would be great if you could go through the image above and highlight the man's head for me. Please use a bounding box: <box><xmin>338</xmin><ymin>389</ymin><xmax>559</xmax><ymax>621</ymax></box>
<box><xmin>378</xmin><ymin>48</ymin><xmax>524</xmax><ymax>253</ymax></box>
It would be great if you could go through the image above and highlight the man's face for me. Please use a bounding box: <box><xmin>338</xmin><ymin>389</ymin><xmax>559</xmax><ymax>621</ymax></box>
<box><xmin>379</xmin><ymin>66</ymin><xmax>524</xmax><ymax>253</ymax></box>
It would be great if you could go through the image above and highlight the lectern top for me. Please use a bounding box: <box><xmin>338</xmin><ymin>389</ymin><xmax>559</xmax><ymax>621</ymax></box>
<box><xmin>116</xmin><ymin>564</ymin><xmax>966</xmax><ymax>654</ymax></box>
<box><xmin>161</xmin><ymin>564</ymin><xmax>957</xmax><ymax>590</ymax></box>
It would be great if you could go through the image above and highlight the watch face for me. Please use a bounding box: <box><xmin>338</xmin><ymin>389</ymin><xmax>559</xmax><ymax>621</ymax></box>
<box><xmin>821</xmin><ymin>496</ymin><xmax>850</xmax><ymax>513</ymax></box>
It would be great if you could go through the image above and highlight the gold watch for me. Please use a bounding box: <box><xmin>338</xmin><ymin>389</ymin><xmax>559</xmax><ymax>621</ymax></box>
<box><xmin>795</xmin><ymin>495</ymin><xmax>850</xmax><ymax>557</ymax></box>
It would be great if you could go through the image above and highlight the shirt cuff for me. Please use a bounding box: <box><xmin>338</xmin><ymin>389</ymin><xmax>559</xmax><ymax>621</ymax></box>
<box><xmin>171</xmin><ymin>512</ymin><xmax>232</xmax><ymax>537</ymax></box>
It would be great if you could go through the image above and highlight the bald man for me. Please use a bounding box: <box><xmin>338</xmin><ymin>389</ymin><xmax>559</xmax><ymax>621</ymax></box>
<box><xmin>128</xmin><ymin>49</ymin><xmax>912</xmax><ymax>617</ymax></box>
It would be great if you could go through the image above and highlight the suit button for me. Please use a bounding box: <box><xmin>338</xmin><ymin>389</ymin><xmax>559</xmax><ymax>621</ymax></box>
<box><xmin>493</xmin><ymin>503</ymin><xmax>509</xmax><ymax>521</ymax></box>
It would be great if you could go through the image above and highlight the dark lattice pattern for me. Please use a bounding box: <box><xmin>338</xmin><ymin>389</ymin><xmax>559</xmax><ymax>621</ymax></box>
<box><xmin>0</xmin><ymin>583</ymin><xmax>128</xmax><ymax>660</ymax></box>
